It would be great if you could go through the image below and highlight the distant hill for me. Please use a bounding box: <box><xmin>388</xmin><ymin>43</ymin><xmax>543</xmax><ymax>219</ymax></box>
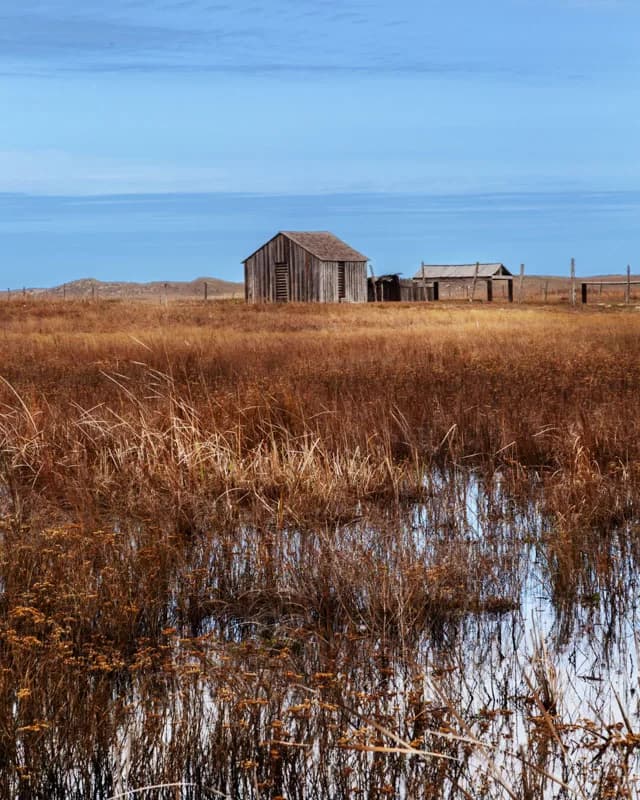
<box><xmin>18</xmin><ymin>271</ymin><xmax>637</xmax><ymax>304</ymax></box>
<box><xmin>30</xmin><ymin>276</ymin><xmax>244</xmax><ymax>300</ymax></box>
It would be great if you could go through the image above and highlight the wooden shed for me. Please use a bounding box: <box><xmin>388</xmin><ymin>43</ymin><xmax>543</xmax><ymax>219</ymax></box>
<box><xmin>243</xmin><ymin>231</ymin><xmax>368</xmax><ymax>303</ymax></box>
<box><xmin>413</xmin><ymin>263</ymin><xmax>513</xmax><ymax>302</ymax></box>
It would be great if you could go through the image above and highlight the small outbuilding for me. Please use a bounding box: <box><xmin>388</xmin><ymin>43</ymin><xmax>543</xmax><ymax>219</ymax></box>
<box><xmin>243</xmin><ymin>231</ymin><xmax>368</xmax><ymax>303</ymax></box>
<box><xmin>368</xmin><ymin>274</ymin><xmax>436</xmax><ymax>302</ymax></box>
<box><xmin>413</xmin><ymin>263</ymin><xmax>513</xmax><ymax>302</ymax></box>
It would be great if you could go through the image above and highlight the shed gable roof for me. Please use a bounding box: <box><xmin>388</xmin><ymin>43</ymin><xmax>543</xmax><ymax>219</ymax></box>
<box><xmin>413</xmin><ymin>263</ymin><xmax>511</xmax><ymax>280</ymax></box>
<box><xmin>243</xmin><ymin>231</ymin><xmax>367</xmax><ymax>263</ymax></box>
<box><xmin>281</xmin><ymin>231</ymin><xmax>367</xmax><ymax>262</ymax></box>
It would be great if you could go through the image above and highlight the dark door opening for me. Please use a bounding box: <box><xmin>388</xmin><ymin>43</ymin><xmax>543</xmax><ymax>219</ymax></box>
<box><xmin>338</xmin><ymin>262</ymin><xmax>345</xmax><ymax>300</ymax></box>
<box><xmin>275</xmin><ymin>262</ymin><xmax>289</xmax><ymax>302</ymax></box>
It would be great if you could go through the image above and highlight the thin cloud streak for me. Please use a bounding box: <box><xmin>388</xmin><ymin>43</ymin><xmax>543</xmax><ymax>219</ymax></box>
<box><xmin>2</xmin><ymin>145</ymin><xmax>632</xmax><ymax>198</ymax></box>
<box><xmin>2</xmin><ymin>0</ymin><xmax>632</xmax><ymax>78</ymax></box>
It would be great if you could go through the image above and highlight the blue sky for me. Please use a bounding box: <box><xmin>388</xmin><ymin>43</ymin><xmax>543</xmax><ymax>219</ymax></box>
<box><xmin>1</xmin><ymin>0</ymin><xmax>639</xmax><ymax>287</ymax></box>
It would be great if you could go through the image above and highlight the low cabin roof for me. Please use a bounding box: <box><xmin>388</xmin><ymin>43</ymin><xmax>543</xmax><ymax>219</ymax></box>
<box><xmin>243</xmin><ymin>231</ymin><xmax>367</xmax><ymax>263</ymax></box>
<box><xmin>413</xmin><ymin>263</ymin><xmax>511</xmax><ymax>280</ymax></box>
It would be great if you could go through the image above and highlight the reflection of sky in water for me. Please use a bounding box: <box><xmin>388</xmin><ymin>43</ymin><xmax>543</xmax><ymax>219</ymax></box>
<box><xmin>409</xmin><ymin>472</ymin><xmax>639</xmax><ymax>730</ymax></box>
<box><xmin>186</xmin><ymin>470</ymin><xmax>639</xmax><ymax>728</ymax></box>
<box><xmin>104</xmin><ymin>471</ymin><xmax>640</xmax><ymax>796</ymax></box>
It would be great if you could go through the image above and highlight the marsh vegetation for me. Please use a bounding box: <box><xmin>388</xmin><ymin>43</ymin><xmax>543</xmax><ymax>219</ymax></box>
<box><xmin>0</xmin><ymin>299</ymin><xmax>639</xmax><ymax>798</ymax></box>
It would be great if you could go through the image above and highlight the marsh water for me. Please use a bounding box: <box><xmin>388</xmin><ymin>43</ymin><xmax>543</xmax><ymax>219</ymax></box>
<box><xmin>3</xmin><ymin>470</ymin><xmax>640</xmax><ymax>799</ymax></box>
<box><xmin>102</xmin><ymin>472</ymin><xmax>640</xmax><ymax>799</ymax></box>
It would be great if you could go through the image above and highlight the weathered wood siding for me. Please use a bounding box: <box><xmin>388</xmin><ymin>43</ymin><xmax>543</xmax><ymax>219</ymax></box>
<box><xmin>367</xmin><ymin>276</ymin><xmax>434</xmax><ymax>302</ymax></box>
<box><xmin>245</xmin><ymin>233</ymin><xmax>367</xmax><ymax>303</ymax></box>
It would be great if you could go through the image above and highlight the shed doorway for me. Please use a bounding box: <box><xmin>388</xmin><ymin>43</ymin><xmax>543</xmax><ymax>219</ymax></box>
<box><xmin>338</xmin><ymin>262</ymin><xmax>346</xmax><ymax>300</ymax></box>
<box><xmin>275</xmin><ymin>262</ymin><xmax>290</xmax><ymax>302</ymax></box>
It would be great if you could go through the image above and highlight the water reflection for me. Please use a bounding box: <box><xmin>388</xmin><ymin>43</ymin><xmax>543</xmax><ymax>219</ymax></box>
<box><xmin>147</xmin><ymin>471</ymin><xmax>639</xmax><ymax>796</ymax></box>
<box><xmin>3</xmin><ymin>470</ymin><xmax>639</xmax><ymax>798</ymax></box>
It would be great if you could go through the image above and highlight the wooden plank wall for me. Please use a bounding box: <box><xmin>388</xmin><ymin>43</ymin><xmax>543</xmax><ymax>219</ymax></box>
<box><xmin>245</xmin><ymin>233</ymin><xmax>289</xmax><ymax>302</ymax></box>
<box><xmin>245</xmin><ymin>234</ymin><xmax>367</xmax><ymax>303</ymax></box>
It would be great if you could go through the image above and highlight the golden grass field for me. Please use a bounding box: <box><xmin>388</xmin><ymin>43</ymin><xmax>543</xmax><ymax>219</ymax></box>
<box><xmin>0</xmin><ymin>298</ymin><xmax>639</xmax><ymax>798</ymax></box>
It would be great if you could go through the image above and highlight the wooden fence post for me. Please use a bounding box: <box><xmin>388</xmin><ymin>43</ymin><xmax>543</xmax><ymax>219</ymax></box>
<box><xmin>470</xmin><ymin>261</ymin><xmax>479</xmax><ymax>303</ymax></box>
<box><xmin>421</xmin><ymin>261</ymin><xmax>427</xmax><ymax>301</ymax></box>
<box><xmin>570</xmin><ymin>258</ymin><xmax>576</xmax><ymax>306</ymax></box>
<box><xmin>204</xmin><ymin>281</ymin><xmax>208</xmax><ymax>301</ymax></box>
<box><xmin>518</xmin><ymin>264</ymin><xmax>525</xmax><ymax>303</ymax></box>
<box><xmin>626</xmin><ymin>264</ymin><xmax>631</xmax><ymax>305</ymax></box>
<box><xmin>368</xmin><ymin>264</ymin><xmax>378</xmax><ymax>302</ymax></box>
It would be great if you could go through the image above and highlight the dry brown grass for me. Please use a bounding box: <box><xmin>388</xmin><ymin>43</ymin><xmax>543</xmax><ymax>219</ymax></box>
<box><xmin>0</xmin><ymin>298</ymin><xmax>639</xmax><ymax>798</ymax></box>
<box><xmin>3</xmin><ymin>299</ymin><xmax>640</xmax><ymax>528</ymax></box>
